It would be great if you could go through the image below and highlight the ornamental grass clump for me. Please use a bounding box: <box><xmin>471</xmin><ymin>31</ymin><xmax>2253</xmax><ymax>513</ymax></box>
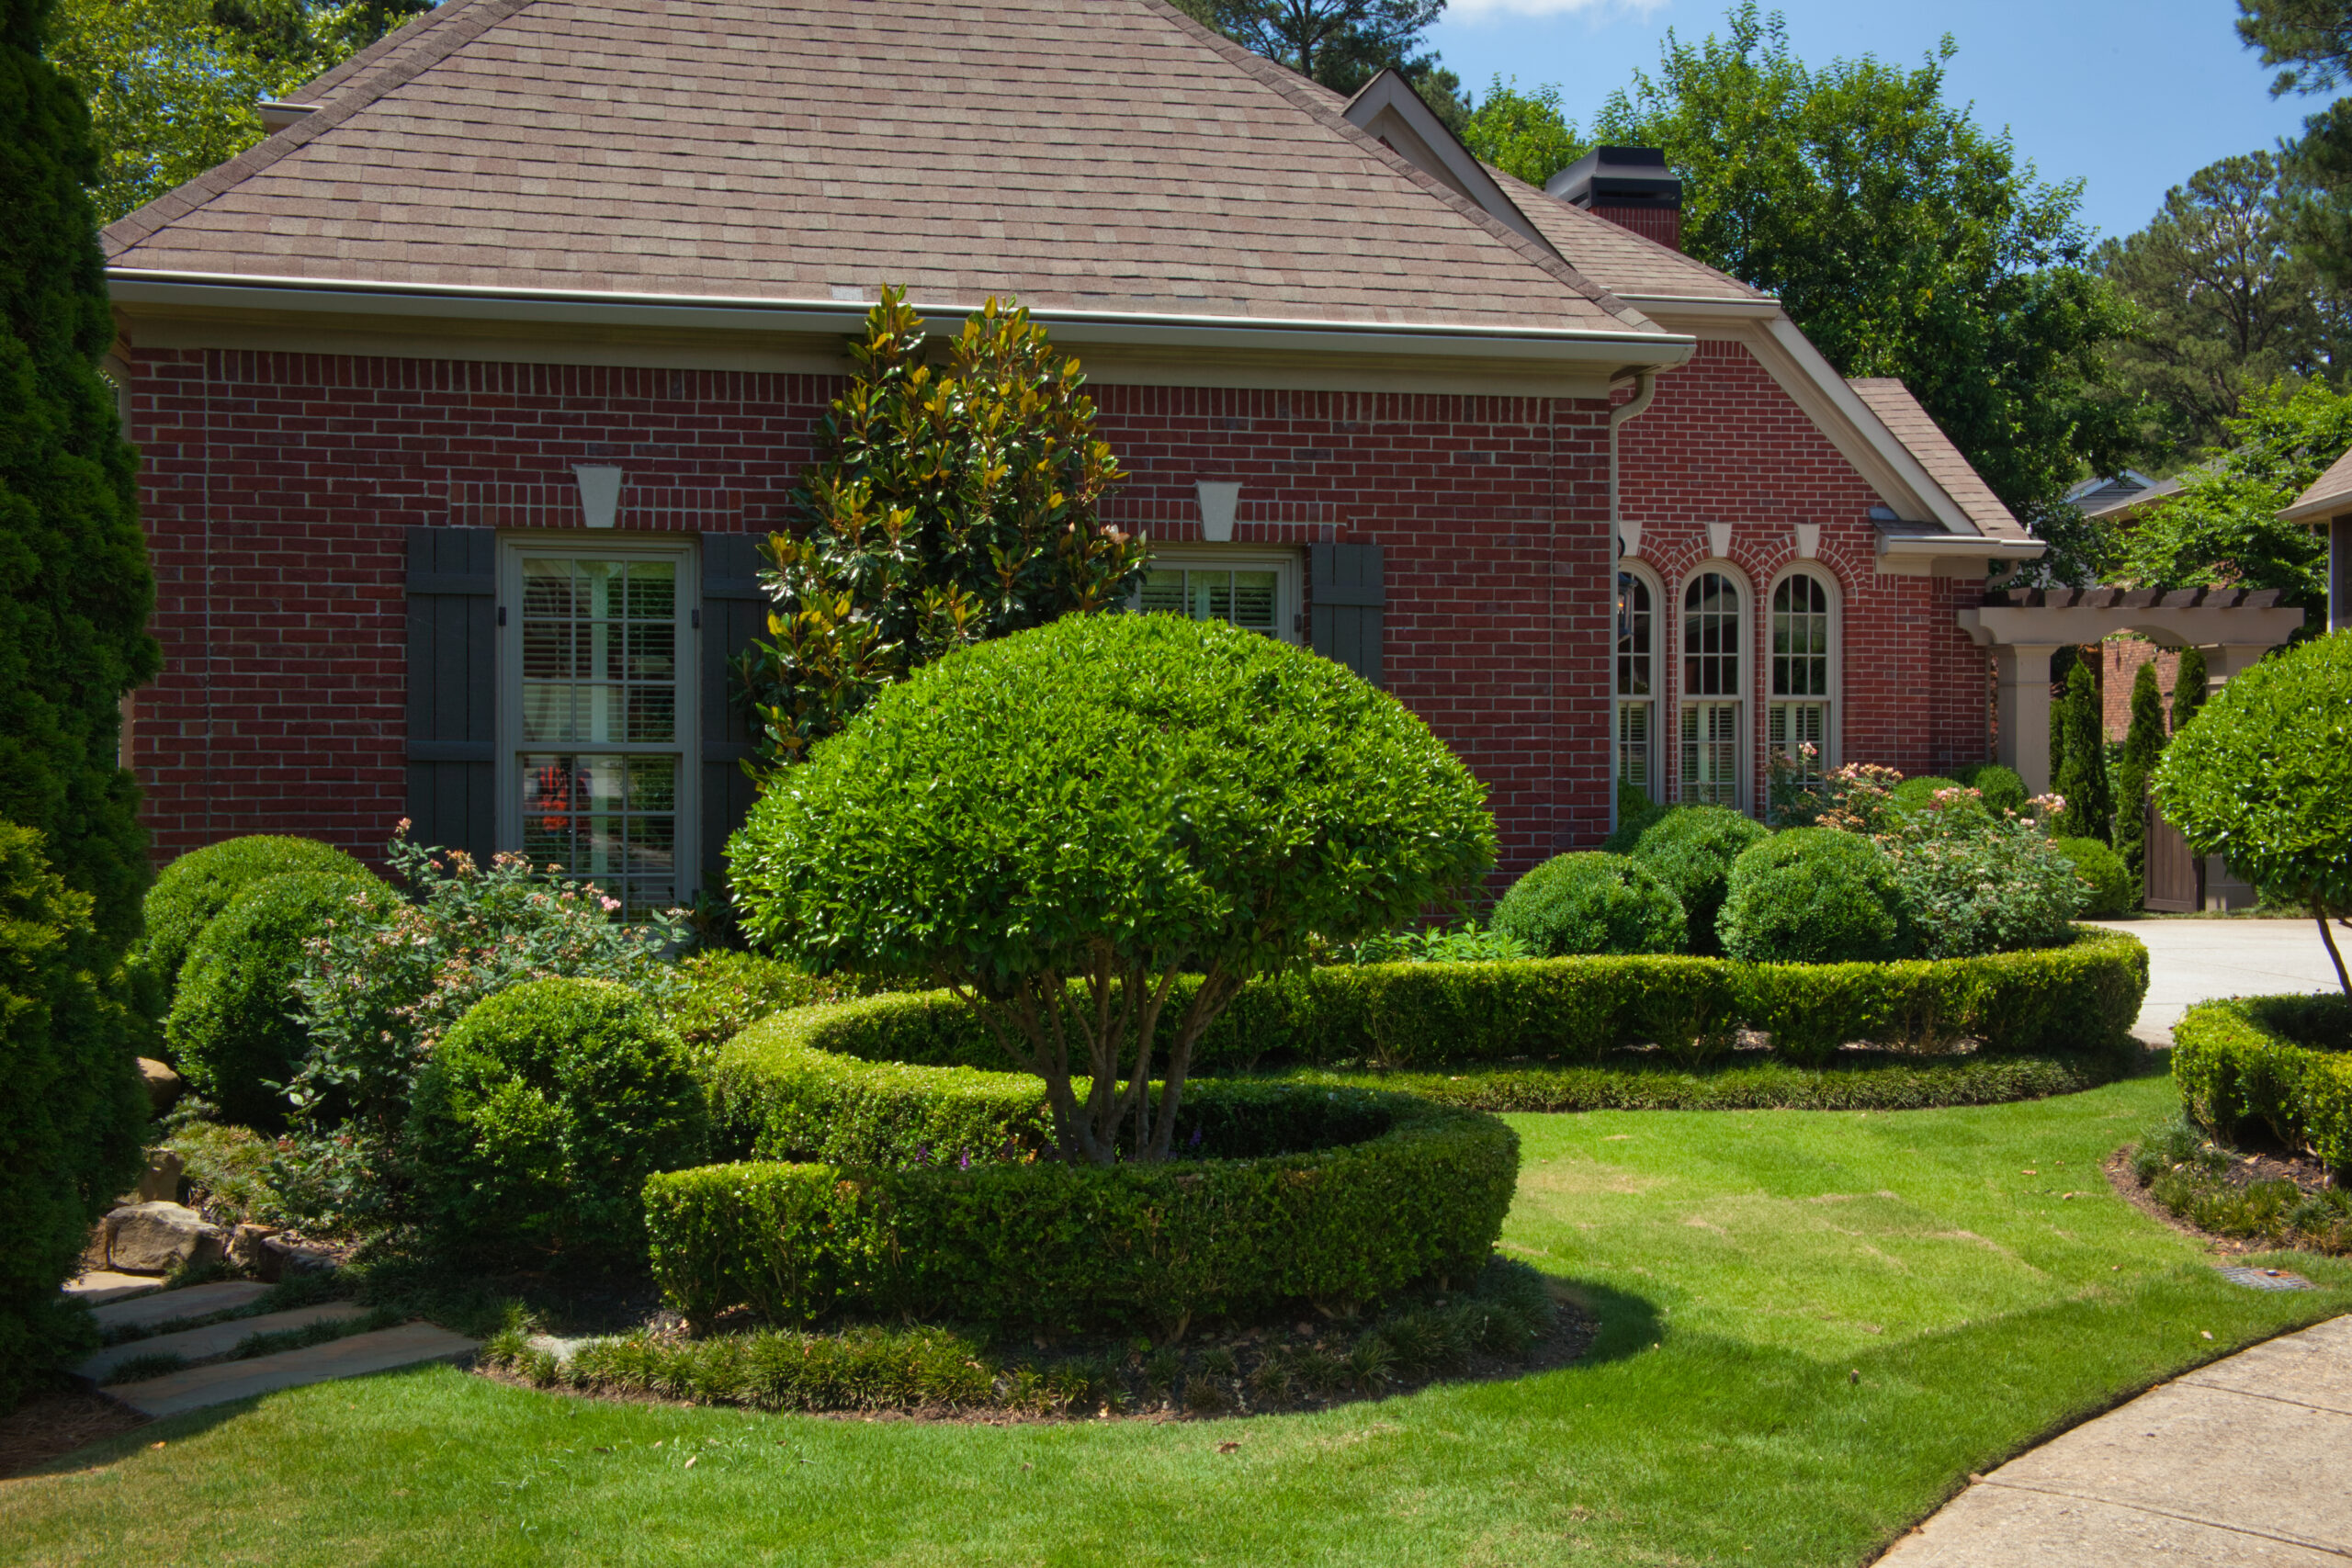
<box><xmin>1491</xmin><ymin>852</ymin><xmax>1686</xmax><ymax>957</ymax></box>
<box><xmin>2154</xmin><ymin>634</ymin><xmax>2352</xmax><ymax>996</ymax></box>
<box><xmin>728</xmin><ymin>613</ymin><xmax>1496</xmax><ymax>1166</ymax></box>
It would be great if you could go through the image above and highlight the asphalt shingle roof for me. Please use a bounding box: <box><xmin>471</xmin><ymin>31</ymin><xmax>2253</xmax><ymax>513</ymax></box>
<box><xmin>1848</xmin><ymin>378</ymin><xmax>2025</xmax><ymax>539</ymax></box>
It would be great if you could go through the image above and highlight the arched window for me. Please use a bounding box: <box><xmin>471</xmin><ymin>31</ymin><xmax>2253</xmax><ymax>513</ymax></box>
<box><xmin>1680</xmin><ymin>571</ymin><xmax>1742</xmax><ymax>806</ymax></box>
<box><xmin>1769</xmin><ymin>570</ymin><xmax>1836</xmax><ymax>783</ymax></box>
<box><xmin>1614</xmin><ymin>570</ymin><xmax>1658</xmax><ymax>804</ymax></box>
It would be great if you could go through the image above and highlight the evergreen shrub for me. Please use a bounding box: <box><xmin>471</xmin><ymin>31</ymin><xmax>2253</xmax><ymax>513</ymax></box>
<box><xmin>1490</xmin><ymin>852</ymin><xmax>1686</xmax><ymax>957</ymax></box>
<box><xmin>408</xmin><ymin>978</ymin><xmax>708</xmax><ymax>1262</ymax></box>
<box><xmin>2054</xmin><ymin>837</ymin><xmax>2135</xmax><ymax>919</ymax></box>
<box><xmin>2173</xmin><ymin>994</ymin><xmax>2352</xmax><ymax>1168</ymax></box>
<box><xmin>651</xmin><ymin>951</ymin><xmax>880</xmax><ymax>1069</ymax></box>
<box><xmin>1601</xmin><ymin>785</ymin><xmax>1670</xmax><ymax>852</ymax></box>
<box><xmin>1626</xmin><ymin>805</ymin><xmax>1770</xmax><ymax>953</ymax></box>
<box><xmin>0</xmin><ymin>823</ymin><xmax>144</xmax><ymax>1409</ymax></box>
<box><xmin>1717</xmin><ymin>829</ymin><xmax>1910</xmax><ymax>964</ymax></box>
<box><xmin>130</xmin><ymin>835</ymin><xmax>371</xmax><ymax>1050</ymax></box>
<box><xmin>1889</xmin><ymin>776</ymin><xmax>1964</xmax><ymax>816</ymax></box>
<box><xmin>1955</xmin><ymin>763</ymin><xmax>2029</xmax><ymax>816</ymax></box>
<box><xmin>166</xmin><ymin>870</ymin><xmax>392</xmax><ymax>1129</ymax></box>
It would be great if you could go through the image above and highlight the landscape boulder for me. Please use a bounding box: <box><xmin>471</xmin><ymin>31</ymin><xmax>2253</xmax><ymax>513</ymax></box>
<box><xmin>102</xmin><ymin>1201</ymin><xmax>226</xmax><ymax>1274</ymax></box>
<box><xmin>136</xmin><ymin>1056</ymin><xmax>185</xmax><ymax>1114</ymax></box>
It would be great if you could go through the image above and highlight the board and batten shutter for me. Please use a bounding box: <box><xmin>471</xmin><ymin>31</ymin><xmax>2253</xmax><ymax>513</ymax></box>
<box><xmin>1309</xmin><ymin>543</ymin><xmax>1385</xmax><ymax>687</ymax></box>
<box><xmin>404</xmin><ymin>525</ymin><xmax>498</xmax><ymax>865</ymax></box>
<box><xmin>699</xmin><ymin>533</ymin><xmax>769</xmax><ymax>896</ymax></box>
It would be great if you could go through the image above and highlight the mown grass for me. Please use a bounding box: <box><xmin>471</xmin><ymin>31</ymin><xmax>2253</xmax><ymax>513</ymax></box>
<box><xmin>8</xmin><ymin>1074</ymin><xmax>2348</xmax><ymax>1567</ymax></box>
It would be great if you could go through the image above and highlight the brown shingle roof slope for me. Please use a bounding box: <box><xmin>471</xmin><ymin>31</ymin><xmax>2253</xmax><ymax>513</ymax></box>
<box><xmin>2280</xmin><ymin>444</ymin><xmax>2352</xmax><ymax>523</ymax></box>
<box><xmin>1486</xmin><ymin>168</ymin><xmax>1768</xmax><ymax>305</ymax></box>
<box><xmin>1847</xmin><ymin>378</ymin><xmax>2025</xmax><ymax>539</ymax></box>
<box><xmin>103</xmin><ymin>0</ymin><xmax>1670</xmax><ymax>335</ymax></box>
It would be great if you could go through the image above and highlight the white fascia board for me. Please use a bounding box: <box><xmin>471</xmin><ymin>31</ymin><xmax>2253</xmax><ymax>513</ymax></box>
<box><xmin>1751</xmin><ymin>315</ymin><xmax>1976</xmax><ymax>536</ymax></box>
<box><xmin>1613</xmin><ymin>295</ymin><xmax>1781</xmax><ymax>321</ymax></box>
<box><xmin>1340</xmin><ymin>73</ymin><xmax>1559</xmax><ymax>259</ymax></box>
<box><xmin>107</xmin><ymin>269</ymin><xmax>1695</xmax><ymax>370</ymax></box>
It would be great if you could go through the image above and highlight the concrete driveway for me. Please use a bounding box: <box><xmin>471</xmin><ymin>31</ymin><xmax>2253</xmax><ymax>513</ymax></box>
<box><xmin>2089</xmin><ymin>919</ymin><xmax>2349</xmax><ymax>1044</ymax></box>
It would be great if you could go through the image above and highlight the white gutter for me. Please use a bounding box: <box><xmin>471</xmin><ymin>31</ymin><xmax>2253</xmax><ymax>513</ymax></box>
<box><xmin>107</xmin><ymin>269</ymin><xmax>1697</xmax><ymax>368</ymax></box>
<box><xmin>1608</xmin><ymin>369</ymin><xmax>1658</xmax><ymax>557</ymax></box>
<box><xmin>1876</xmin><ymin>535</ymin><xmax>2044</xmax><ymax>562</ymax></box>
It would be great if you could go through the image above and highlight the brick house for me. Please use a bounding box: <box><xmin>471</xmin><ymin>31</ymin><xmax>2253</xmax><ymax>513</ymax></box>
<box><xmin>102</xmin><ymin>0</ymin><xmax>2042</xmax><ymax>907</ymax></box>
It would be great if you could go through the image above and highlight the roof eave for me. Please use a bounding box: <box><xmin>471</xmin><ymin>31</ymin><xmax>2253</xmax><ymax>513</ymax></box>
<box><xmin>2278</xmin><ymin>489</ymin><xmax>2352</xmax><ymax>525</ymax></box>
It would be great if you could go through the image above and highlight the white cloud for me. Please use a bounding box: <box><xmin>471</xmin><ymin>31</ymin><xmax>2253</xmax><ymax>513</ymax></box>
<box><xmin>1444</xmin><ymin>0</ymin><xmax>1667</xmax><ymax>21</ymax></box>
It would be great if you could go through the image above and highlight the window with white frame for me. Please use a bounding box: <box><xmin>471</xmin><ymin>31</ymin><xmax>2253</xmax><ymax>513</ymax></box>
<box><xmin>500</xmin><ymin>538</ymin><xmax>696</xmax><ymax>918</ymax></box>
<box><xmin>1768</xmin><ymin>570</ymin><xmax>1836</xmax><ymax>784</ymax></box>
<box><xmin>1679</xmin><ymin>570</ymin><xmax>1742</xmax><ymax>807</ymax></box>
<box><xmin>1129</xmin><ymin>547</ymin><xmax>1300</xmax><ymax>643</ymax></box>
<box><xmin>1615</xmin><ymin>569</ymin><xmax>1658</xmax><ymax>803</ymax></box>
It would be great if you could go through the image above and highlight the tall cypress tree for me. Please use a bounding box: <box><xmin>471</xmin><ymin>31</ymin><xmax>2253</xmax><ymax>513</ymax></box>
<box><xmin>0</xmin><ymin>0</ymin><xmax>158</xmax><ymax>953</ymax></box>
<box><xmin>2054</xmin><ymin>664</ymin><xmax>2113</xmax><ymax>842</ymax></box>
<box><xmin>2113</xmin><ymin>659</ymin><xmax>2167</xmax><ymax>884</ymax></box>
<box><xmin>2172</xmin><ymin>644</ymin><xmax>2210</xmax><ymax>732</ymax></box>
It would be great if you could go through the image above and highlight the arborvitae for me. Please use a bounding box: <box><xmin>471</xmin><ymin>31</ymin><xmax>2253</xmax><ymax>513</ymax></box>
<box><xmin>0</xmin><ymin>0</ymin><xmax>160</xmax><ymax>953</ymax></box>
<box><xmin>2054</xmin><ymin>664</ymin><xmax>2113</xmax><ymax>842</ymax></box>
<box><xmin>2172</xmin><ymin>644</ymin><xmax>2209</xmax><ymax>732</ymax></box>
<box><xmin>2112</xmin><ymin>659</ymin><xmax>2166</xmax><ymax>886</ymax></box>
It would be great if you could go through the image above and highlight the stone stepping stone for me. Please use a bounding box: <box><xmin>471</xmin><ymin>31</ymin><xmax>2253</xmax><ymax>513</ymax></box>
<box><xmin>61</xmin><ymin>1271</ymin><xmax>167</xmax><ymax>1309</ymax></box>
<box><xmin>87</xmin><ymin>1280</ymin><xmax>271</xmax><ymax>1332</ymax></box>
<box><xmin>107</xmin><ymin>1322</ymin><xmax>480</xmax><ymax>1417</ymax></box>
<box><xmin>74</xmin><ymin>1303</ymin><xmax>368</xmax><ymax>1383</ymax></box>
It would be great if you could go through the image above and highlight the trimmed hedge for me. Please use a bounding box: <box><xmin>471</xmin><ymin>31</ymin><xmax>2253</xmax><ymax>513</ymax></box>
<box><xmin>645</xmin><ymin>1085</ymin><xmax>1517</xmax><ymax>1333</ymax></box>
<box><xmin>2173</xmin><ymin>993</ymin><xmax>2352</xmax><ymax>1168</ymax></box>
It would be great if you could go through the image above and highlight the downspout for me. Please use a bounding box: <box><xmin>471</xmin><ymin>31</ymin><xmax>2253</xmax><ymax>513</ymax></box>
<box><xmin>1606</xmin><ymin>369</ymin><xmax>1659</xmax><ymax>833</ymax></box>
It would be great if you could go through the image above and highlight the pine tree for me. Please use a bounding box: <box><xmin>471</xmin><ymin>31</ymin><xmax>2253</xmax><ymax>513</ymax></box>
<box><xmin>0</xmin><ymin>0</ymin><xmax>160</xmax><ymax>953</ymax></box>
<box><xmin>2054</xmin><ymin>664</ymin><xmax>2113</xmax><ymax>841</ymax></box>
<box><xmin>2112</xmin><ymin>659</ymin><xmax>2167</xmax><ymax>886</ymax></box>
<box><xmin>2172</xmin><ymin>644</ymin><xmax>2210</xmax><ymax>732</ymax></box>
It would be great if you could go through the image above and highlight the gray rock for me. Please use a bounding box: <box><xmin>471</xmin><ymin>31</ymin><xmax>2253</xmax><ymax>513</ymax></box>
<box><xmin>128</xmin><ymin>1148</ymin><xmax>184</xmax><ymax>1204</ymax></box>
<box><xmin>136</xmin><ymin>1057</ymin><xmax>185</xmax><ymax>1114</ymax></box>
<box><xmin>259</xmin><ymin>1235</ymin><xmax>336</xmax><ymax>1280</ymax></box>
<box><xmin>103</xmin><ymin>1201</ymin><xmax>226</xmax><ymax>1275</ymax></box>
<box><xmin>228</xmin><ymin>1223</ymin><xmax>281</xmax><ymax>1275</ymax></box>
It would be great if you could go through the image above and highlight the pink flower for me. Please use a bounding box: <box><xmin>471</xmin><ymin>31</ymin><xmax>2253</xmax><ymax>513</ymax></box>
<box><xmin>600</xmin><ymin>896</ymin><xmax>622</xmax><ymax>912</ymax></box>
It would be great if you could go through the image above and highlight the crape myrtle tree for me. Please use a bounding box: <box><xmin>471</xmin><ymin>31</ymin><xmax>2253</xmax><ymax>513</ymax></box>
<box><xmin>1</xmin><ymin>0</ymin><xmax>160</xmax><ymax>953</ymax></box>
<box><xmin>734</xmin><ymin>288</ymin><xmax>1147</xmax><ymax>770</ymax></box>
<box><xmin>2153</xmin><ymin>633</ymin><xmax>2352</xmax><ymax>996</ymax></box>
<box><xmin>729</xmin><ymin>614</ymin><xmax>1498</xmax><ymax>1167</ymax></box>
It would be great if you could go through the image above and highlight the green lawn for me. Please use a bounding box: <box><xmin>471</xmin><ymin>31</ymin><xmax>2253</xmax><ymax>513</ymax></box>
<box><xmin>9</xmin><ymin>1072</ymin><xmax>2349</xmax><ymax>1567</ymax></box>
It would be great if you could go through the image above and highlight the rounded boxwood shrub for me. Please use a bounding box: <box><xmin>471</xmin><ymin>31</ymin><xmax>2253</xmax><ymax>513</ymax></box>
<box><xmin>1717</xmin><ymin>829</ymin><xmax>1911</xmax><ymax>964</ymax></box>
<box><xmin>409</xmin><ymin>978</ymin><xmax>709</xmax><ymax>1262</ymax></box>
<box><xmin>130</xmin><ymin>835</ymin><xmax>372</xmax><ymax>1053</ymax></box>
<box><xmin>1492</xmin><ymin>852</ymin><xmax>1686</xmax><ymax>957</ymax></box>
<box><xmin>0</xmin><ymin>823</ymin><xmax>145</xmax><ymax>1410</ymax></box>
<box><xmin>166</xmin><ymin>870</ymin><xmax>394</xmax><ymax>1129</ymax></box>
<box><xmin>2054</xmin><ymin>837</ymin><xmax>2135</xmax><ymax>919</ymax></box>
<box><xmin>1628</xmin><ymin>806</ymin><xmax>1769</xmax><ymax>953</ymax></box>
<box><xmin>1890</xmin><ymin>776</ymin><xmax>1963</xmax><ymax>816</ymax></box>
<box><xmin>1961</xmin><ymin>764</ymin><xmax>2029</xmax><ymax>817</ymax></box>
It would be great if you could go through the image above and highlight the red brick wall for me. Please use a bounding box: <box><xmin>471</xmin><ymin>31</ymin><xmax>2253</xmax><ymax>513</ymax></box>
<box><xmin>2102</xmin><ymin>637</ymin><xmax>2182</xmax><ymax>741</ymax></box>
<box><xmin>125</xmin><ymin>348</ymin><xmax>1620</xmax><ymax>879</ymax></box>
<box><xmin>1615</xmin><ymin>337</ymin><xmax>1993</xmax><ymax>793</ymax></box>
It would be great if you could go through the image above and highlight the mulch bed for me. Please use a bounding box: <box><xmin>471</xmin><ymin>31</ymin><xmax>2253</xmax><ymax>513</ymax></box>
<box><xmin>2102</xmin><ymin>1145</ymin><xmax>2341</xmax><ymax>1255</ymax></box>
<box><xmin>0</xmin><ymin>1385</ymin><xmax>150</xmax><ymax>1481</ymax></box>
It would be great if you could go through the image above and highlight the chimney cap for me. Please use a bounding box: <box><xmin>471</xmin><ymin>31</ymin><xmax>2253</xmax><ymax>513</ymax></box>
<box><xmin>1546</xmin><ymin>146</ymin><xmax>1682</xmax><ymax>211</ymax></box>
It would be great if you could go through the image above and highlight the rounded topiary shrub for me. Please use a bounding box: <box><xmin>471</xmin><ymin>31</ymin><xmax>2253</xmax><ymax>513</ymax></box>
<box><xmin>1890</xmin><ymin>776</ymin><xmax>1964</xmax><ymax>816</ymax></box>
<box><xmin>2055</xmin><ymin>837</ymin><xmax>2135</xmax><ymax>919</ymax></box>
<box><xmin>130</xmin><ymin>835</ymin><xmax>373</xmax><ymax>1053</ymax></box>
<box><xmin>1628</xmin><ymin>806</ymin><xmax>1770</xmax><ymax>954</ymax></box>
<box><xmin>1959</xmin><ymin>763</ymin><xmax>2029</xmax><ymax>817</ymax></box>
<box><xmin>167</xmin><ymin>870</ymin><xmax>393</xmax><ymax>1129</ymax></box>
<box><xmin>409</xmin><ymin>977</ymin><xmax>709</xmax><ymax>1262</ymax></box>
<box><xmin>1717</xmin><ymin>829</ymin><xmax>1911</xmax><ymax>964</ymax></box>
<box><xmin>1491</xmin><ymin>852</ymin><xmax>1686</xmax><ymax>957</ymax></box>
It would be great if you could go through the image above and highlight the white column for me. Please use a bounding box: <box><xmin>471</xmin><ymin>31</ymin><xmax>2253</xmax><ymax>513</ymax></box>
<box><xmin>2207</xmin><ymin>644</ymin><xmax>2271</xmax><ymax>690</ymax></box>
<box><xmin>1993</xmin><ymin>643</ymin><xmax>2058</xmax><ymax>795</ymax></box>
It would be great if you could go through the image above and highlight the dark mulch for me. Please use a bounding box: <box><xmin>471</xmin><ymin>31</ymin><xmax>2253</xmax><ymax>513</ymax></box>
<box><xmin>0</xmin><ymin>1385</ymin><xmax>150</xmax><ymax>1481</ymax></box>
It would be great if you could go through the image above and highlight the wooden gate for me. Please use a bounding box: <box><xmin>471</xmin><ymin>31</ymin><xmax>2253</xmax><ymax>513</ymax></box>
<box><xmin>2143</xmin><ymin>797</ymin><xmax>2200</xmax><ymax>912</ymax></box>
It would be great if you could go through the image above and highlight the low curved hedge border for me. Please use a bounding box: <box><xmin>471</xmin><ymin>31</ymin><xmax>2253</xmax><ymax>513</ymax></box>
<box><xmin>645</xmin><ymin>1083</ymin><xmax>1517</xmax><ymax>1337</ymax></box>
<box><xmin>2174</xmin><ymin>993</ymin><xmax>2352</xmax><ymax>1168</ymax></box>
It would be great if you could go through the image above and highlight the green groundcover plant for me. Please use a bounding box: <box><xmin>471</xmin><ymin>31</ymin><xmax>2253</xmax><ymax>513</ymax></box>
<box><xmin>729</xmin><ymin>614</ymin><xmax>1495</xmax><ymax>1167</ymax></box>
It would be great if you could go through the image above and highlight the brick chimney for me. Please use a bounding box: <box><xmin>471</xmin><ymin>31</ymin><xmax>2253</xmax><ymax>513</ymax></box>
<box><xmin>1546</xmin><ymin>147</ymin><xmax>1682</xmax><ymax>252</ymax></box>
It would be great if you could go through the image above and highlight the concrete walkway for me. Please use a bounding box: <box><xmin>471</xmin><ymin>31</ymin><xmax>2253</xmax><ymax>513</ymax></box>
<box><xmin>2088</xmin><ymin>919</ymin><xmax>2346</xmax><ymax>1044</ymax></box>
<box><xmin>1880</xmin><ymin>1314</ymin><xmax>2352</xmax><ymax>1565</ymax></box>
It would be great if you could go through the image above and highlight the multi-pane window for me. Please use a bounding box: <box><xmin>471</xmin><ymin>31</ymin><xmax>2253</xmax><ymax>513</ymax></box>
<box><xmin>1769</xmin><ymin>572</ymin><xmax>1834</xmax><ymax>782</ymax></box>
<box><xmin>1128</xmin><ymin>549</ymin><xmax>1298</xmax><ymax>642</ymax></box>
<box><xmin>1680</xmin><ymin>572</ymin><xmax>1743</xmax><ymax>807</ymax></box>
<box><xmin>509</xmin><ymin>549</ymin><xmax>690</xmax><ymax>917</ymax></box>
<box><xmin>1615</xmin><ymin>571</ymin><xmax>1656</xmax><ymax>800</ymax></box>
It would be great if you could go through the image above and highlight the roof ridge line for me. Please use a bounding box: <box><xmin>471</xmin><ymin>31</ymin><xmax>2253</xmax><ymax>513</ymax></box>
<box><xmin>284</xmin><ymin>0</ymin><xmax>499</xmax><ymax>107</ymax></box>
<box><xmin>102</xmin><ymin>0</ymin><xmax>541</xmax><ymax>258</ymax></box>
<box><xmin>1131</xmin><ymin>0</ymin><xmax>1657</xmax><ymax>332</ymax></box>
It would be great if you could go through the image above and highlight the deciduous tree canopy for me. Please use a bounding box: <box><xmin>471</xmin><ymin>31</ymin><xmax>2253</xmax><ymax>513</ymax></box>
<box><xmin>1171</xmin><ymin>0</ymin><xmax>1464</xmax><ymax>122</ymax></box>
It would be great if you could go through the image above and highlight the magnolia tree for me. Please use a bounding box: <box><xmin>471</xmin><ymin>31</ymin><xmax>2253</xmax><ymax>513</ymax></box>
<box><xmin>729</xmin><ymin>614</ymin><xmax>1497</xmax><ymax>1165</ymax></box>
<box><xmin>2153</xmin><ymin>634</ymin><xmax>2352</xmax><ymax>997</ymax></box>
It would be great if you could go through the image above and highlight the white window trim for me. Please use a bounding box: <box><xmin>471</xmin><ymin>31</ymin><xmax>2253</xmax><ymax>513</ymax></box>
<box><xmin>1613</xmin><ymin>561</ymin><xmax>1664</xmax><ymax>818</ymax></box>
<box><xmin>1676</xmin><ymin>560</ymin><xmax>1751</xmax><ymax>813</ymax></box>
<box><xmin>1764</xmin><ymin>562</ymin><xmax>1842</xmax><ymax>778</ymax></box>
<box><xmin>495</xmin><ymin>533</ymin><xmax>701</xmax><ymax>905</ymax></box>
<box><xmin>1130</xmin><ymin>545</ymin><xmax>1303</xmax><ymax>644</ymax></box>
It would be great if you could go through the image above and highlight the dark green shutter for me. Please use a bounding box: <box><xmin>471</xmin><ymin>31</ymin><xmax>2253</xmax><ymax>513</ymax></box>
<box><xmin>404</xmin><ymin>525</ymin><xmax>497</xmax><ymax>865</ymax></box>
<box><xmin>700</xmin><ymin>533</ymin><xmax>769</xmax><ymax>897</ymax></box>
<box><xmin>1310</xmin><ymin>543</ymin><xmax>1385</xmax><ymax>687</ymax></box>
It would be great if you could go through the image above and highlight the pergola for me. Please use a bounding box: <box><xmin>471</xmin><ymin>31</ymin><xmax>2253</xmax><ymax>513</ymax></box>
<box><xmin>1955</xmin><ymin>587</ymin><xmax>2305</xmax><ymax>794</ymax></box>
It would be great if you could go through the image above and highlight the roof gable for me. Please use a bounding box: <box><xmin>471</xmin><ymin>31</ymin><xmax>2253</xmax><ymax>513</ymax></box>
<box><xmin>2282</xmin><ymin>443</ymin><xmax>2352</xmax><ymax>523</ymax></box>
<box><xmin>1847</xmin><ymin>378</ymin><xmax>2024</xmax><ymax>539</ymax></box>
<box><xmin>103</xmin><ymin>0</ymin><xmax>1669</xmax><ymax>338</ymax></box>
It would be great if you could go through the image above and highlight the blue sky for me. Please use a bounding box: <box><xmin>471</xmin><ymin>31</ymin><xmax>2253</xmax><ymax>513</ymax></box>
<box><xmin>1427</xmin><ymin>0</ymin><xmax>2320</xmax><ymax>243</ymax></box>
